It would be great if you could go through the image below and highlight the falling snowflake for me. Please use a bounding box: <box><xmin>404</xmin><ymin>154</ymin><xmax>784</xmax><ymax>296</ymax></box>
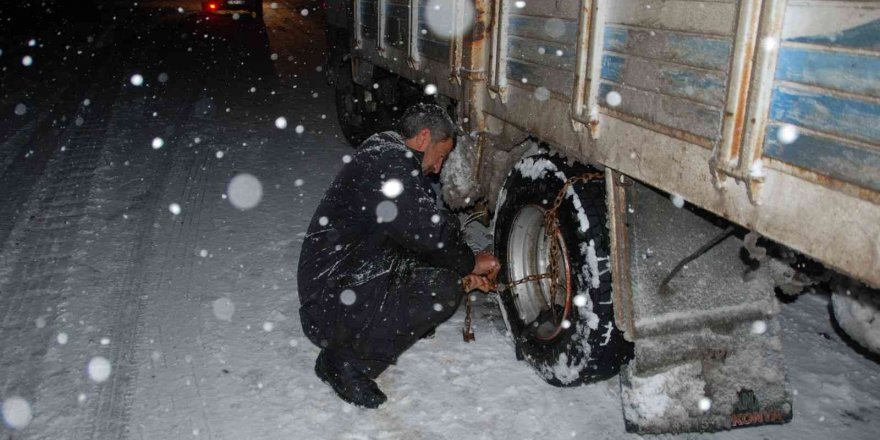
<box><xmin>777</xmin><ymin>124</ymin><xmax>799</xmax><ymax>145</ymax></box>
<box><xmin>431</xmin><ymin>214</ymin><xmax>440</xmax><ymax>224</ymax></box>
<box><xmin>130</xmin><ymin>74</ymin><xmax>144</xmax><ymax>86</ymax></box>
<box><xmin>295</xmin><ymin>125</ymin><xmax>304</xmax><ymax>134</ymax></box>
<box><xmin>57</xmin><ymin>332</ymin><xmax>69</xmax><ymax>345</ymax></box>
<box><xmin>169</xmin><ymin>203</ymin><xmax>182</xmax><ymax>215</ymax></box>
<box><xmin>301</xmin><ymin>8</ymin><xmax>309</xmax><ymax>16</ymax></box>
<box><xmin>606</xmin><ymin>91</ymin><xmax>622</xmax><ymax>107</ymax></box>
<box><xmin>573</xmin><ymin>295</ymin><xmax>588</xmax><ymax>307</ymax></box>
<box><xmin>2</xmin><ymin>396</ymin><xmax>32</xmax><ymax>430</ymax></box>
<box><xmin>751</xmin><ymin>320</ymin><xmax>768</xmax><ymax>335</ymax></box>
<box><xmin>670</xmin><ymin>194</ymin><xmax>685</xmax><ymax>208</ymax></box>
<box><xmin>515</xmin><ymin>1</ymin><xmax>526</xmax><ymax>8</ymax></box>
<box><xmin>263</xmin><ymin>322</ymin><xmax>275</xmax><ymax>332</ymax></box>
<box><xmin>213</xmin><ymin>298</ymin><xmax>235</xmax><ymax>321</ymax></box>
<box><xmin>14</xmin><ymin>103</ymin><xmax>26</xmax><ymax>116</ymax></box>
<box><xmin>158</xmin><ymin>72</ymin><xmax>169</xmax><ymax>83</ymax></box>
<box><xmin>151</xmin><ymin>137</ymin><xmax>164</xmax><ymax>149</ymax></box>
<box><xmin>318</xmin><ymin>216</ymin><xmax>329</xmax><ymax>226</ymax></box>
<box><xmin>21</xmin><ymin>55</ymin><xmax>33</xmax><ymax>66</ymax></box>
<box><xmin>698</xmin><ymin>397</ymin><xmax>712</xmax><ymax>412</ymax></box>
<box><xmin>376</xmin><ymin>201</ymin><xmax>398</xmax><ymax>223</ymax></box>
<box><xmin>340</xmin><ymin>289</ymin><xmax>357</xmax><ymax>306</ymax></box>
<box><xmin>424</xmin><ymin>84</ymin><xmax>438</xmax><ymax>95</ymax></box>
<box><xmin>533</xmin><ymin>87</ymin><xmax>550</xmax><ymax>102</ymax></box>
<box><xmin>87</xmin><ymin>357</ymin><xmax>112</xmax><ymax>383</ymax></box>
<box><xmin>227</xmin><ymin>174</ymin><xmax>263</xmax><ymax>210</ymax></box>
<box><xmin>275</xmin><ymin>116</ymin><xmax>288</xmax><ymax>129</ymax></box>
<box><xmin>381</xmin><ymin>179</ymin><xmax>404</xmax><ymax>198</ymax></box>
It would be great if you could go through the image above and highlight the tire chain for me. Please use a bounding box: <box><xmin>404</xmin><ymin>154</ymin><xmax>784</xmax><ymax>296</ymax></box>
<box><xmin>462</xmin><ymin>171</ymin><xmax>605</xmax><ymax>342</ymax></box>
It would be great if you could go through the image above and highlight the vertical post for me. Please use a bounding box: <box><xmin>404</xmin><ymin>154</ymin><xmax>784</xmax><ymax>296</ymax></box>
<box><xmin>570</xmin><ymin>0</ymin><xmax>594</xmax><ymax>132</ymax></box>
<box><xmin>488</xmin><ymin>0</ymin><xmax>509</xmax><ymax>101</ymax></box>
<box><xmin>736</xmin><ymin>0</ymin><xmax>788</xmax><ymax>205</ymax></box>
<box><xmin>377</xmin><ymin>0</ymin><xmax>387</xmax><ymax>56</ymax></box>
<box><xmin>408</xmin><ymin>0</ymin><xmax>421</xmax><ymax>69</ymax></box>
<box><xmin>353</xmin><ymin>0</ymin><xmax>363</xmax><ymax>50</ymax></box>
<box><xmin>713</xmin><ymin>0</ymin><xmax>764</xmax><ymax>188</ymax></box>
<box><xmin>583</xmin><ymin>0</ymin><xmax>606</xmax><ymax>139</ymax></box>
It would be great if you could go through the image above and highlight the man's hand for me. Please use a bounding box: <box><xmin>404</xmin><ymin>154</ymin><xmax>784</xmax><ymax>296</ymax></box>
<box><xmin>473</xmin><ymin>251</ymin><xmax>500</xmax><ymax>279</ymax></box>
<box><xmin>462</xmin><ymin>274</ymin><xmax>495</xmax><ymax>293</ymax></box>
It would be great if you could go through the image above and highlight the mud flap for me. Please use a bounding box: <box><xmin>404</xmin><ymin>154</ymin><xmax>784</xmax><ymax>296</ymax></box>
<box><xmin>611</xmin><ymin>175</ymin><xmax>793</xmax><ymax>433</ymax></box>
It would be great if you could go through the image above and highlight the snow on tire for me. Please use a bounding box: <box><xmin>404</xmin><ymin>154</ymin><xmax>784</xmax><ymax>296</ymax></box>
<box><xmin>832</xmin><ymin>289</ymin><xmax>880</xmax><ymax>355</ymax></box>
<box><xmin>493</xmin><ymin>153</ymin><xmax>631</xmax><ymax>386</ymax></box>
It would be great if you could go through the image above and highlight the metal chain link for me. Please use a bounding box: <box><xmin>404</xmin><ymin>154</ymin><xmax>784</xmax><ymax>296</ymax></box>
<box><xmin>461</xmin><ymin>171</ymin><xmax>605</xmax><ymax>342</ymax></box>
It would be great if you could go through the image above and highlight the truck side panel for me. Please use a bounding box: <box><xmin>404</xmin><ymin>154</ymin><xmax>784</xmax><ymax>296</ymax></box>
<box><xmin>762</xmin><ymin>1</ymin><xmax>880</xmax><ymax>193</ymax></box>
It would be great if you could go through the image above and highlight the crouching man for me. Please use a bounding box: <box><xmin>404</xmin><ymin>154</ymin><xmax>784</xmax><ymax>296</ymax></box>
<box><xmin>297</xmin><ymin>103</ymin><xmax>499</xmax><ymax>408</ymax></box>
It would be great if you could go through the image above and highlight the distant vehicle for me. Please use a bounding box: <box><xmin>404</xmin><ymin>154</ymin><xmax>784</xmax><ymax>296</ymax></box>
<box><xmin>201</xmin><ymin>0</ymin><xmax>263</xmax><ymax>19</ymax></box>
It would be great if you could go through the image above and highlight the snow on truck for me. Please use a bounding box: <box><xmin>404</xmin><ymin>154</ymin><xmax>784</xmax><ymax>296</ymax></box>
<box><xmin>322</xmin><ymin>0</ymin><xmax>880</xmax><ymax>433</ymax></box>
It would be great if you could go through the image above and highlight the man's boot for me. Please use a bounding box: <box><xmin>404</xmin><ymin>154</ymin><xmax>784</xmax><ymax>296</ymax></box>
<box><xmin>314</xmin><ymin>350</ymin><xmax>387</xmax><ymax>408</ymax></box>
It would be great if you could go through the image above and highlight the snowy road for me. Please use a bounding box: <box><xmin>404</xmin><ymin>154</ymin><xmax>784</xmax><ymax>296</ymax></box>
<box><xmin>1</xmin><ymin>1</ymin><xmax>879</xmax><ymax>439</ymax></box>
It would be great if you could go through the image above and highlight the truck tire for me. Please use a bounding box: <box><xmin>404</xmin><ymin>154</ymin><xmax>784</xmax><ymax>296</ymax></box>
<box><xmin>493</xmin><ymin>153</ymin><xmax>631</xmax><ymax>386</ymax></box>
<box><xmin>334</xmin><ymin>60</ymin><xmax>382</xmax><ymax>146</ymax></box>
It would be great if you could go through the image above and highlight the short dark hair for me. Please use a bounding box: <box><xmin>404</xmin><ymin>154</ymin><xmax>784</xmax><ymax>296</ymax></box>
<box><xmin>398</xmin><ymin>103</ymin><xmax>457</xmax><ymax>142</ymax></box>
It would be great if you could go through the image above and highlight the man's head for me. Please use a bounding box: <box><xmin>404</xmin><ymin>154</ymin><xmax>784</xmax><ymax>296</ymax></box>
<box><xmin>399</xmin><ymin>103</ymin><xmax>457</xmax><ymax>175</ymax></box>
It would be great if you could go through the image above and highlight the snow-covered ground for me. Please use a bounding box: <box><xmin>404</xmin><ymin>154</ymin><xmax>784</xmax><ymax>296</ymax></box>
<box><xmin>1</xmin><ymin>1</ymin><xmax>879</xmax><ymax>439</ymax></box>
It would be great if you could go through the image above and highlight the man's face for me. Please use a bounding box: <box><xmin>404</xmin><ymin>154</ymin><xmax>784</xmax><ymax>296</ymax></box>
<box><xmin>421</xmin><ymin>136</ymin><xmax>455</xmax><ymax>175</ymax></box>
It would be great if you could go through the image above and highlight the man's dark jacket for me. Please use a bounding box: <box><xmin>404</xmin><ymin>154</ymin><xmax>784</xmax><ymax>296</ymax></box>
<box><xmin>297</xmin><ymin>132</ymin><xmax>475</xmax><ymax>362</ymax></box>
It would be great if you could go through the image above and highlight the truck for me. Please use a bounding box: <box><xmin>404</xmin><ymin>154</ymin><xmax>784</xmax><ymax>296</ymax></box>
<box><xmin>322</xmin><ymin>0</ymin><xmax>880</xmax><ymax>433</ymax></box>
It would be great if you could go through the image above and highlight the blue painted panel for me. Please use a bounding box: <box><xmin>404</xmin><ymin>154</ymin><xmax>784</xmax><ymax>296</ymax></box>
<box><xmin>769</xmin><ymin>87</ymin><xmax>880</xmax><ymax>145</ymax></box>
<box><xmin>603</xmin><ymin>26</ymin><xmax>731</xmax><ymax>71</ymax></box>
<box><xmin>659</xmin><ymin>66</ymin><xmax>726</xmax><ymax>106</ymax></box>
<box><xmin>604</xmin><ymin>27</ymin><xmax>628</xmax><ymax>50</ymax></box>
<box><xmin>601</xmin><ymin>54</ymin><xmax>726</xmax><ymax>107</ymax></box>
<box><xmin>602</xmin><ymin>54</ymin><xmax>624</xmax><ymax>82</ymax></box>
<box><xmin>764</xmin><ymin>124</ymin><xmax>880</xmax><ymax>191</ymax></box>
<box><xmin>787</xmin><ymin>19</ymin><xmax>880</xmax><ymax>51</ymax></box>
<box><xmin>776</xmin><ymin>46</ymin><xmax>880</xmax><ymax>98</ymax></box>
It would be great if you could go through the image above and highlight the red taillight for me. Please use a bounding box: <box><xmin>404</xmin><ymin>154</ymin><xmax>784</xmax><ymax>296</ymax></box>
<box><xmin>209</xmin><ymin>3</ymin><xmax>217</xmax><ymax>10</ymax></box>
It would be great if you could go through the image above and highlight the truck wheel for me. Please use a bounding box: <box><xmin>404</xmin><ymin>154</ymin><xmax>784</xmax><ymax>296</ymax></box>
<box><xmin>493</xmin><ymin>153</ymin><xmax>631</xmax><ymax>386</ymax></box>
<box><xmin>832</xmin><ymin>287</ymin><xmax>880</xmax><ymax>355</ymax></box>
<box><xmin>334</xmin><ymin>60</ymin><xmax>380</xmax><ymax>146</ymax></box>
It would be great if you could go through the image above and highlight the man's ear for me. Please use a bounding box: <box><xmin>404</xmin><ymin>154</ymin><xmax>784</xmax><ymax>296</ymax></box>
<box><xmin>418</xmin><ymin>128</ymin><xmax>432</xmax><ymax>148</ymax></box>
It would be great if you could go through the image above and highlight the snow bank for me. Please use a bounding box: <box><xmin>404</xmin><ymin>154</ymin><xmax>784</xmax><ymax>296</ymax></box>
<box><xmin>832</xmin><ymin>290</ymin><xmax>880</xmax><ymax>354</ymax></box>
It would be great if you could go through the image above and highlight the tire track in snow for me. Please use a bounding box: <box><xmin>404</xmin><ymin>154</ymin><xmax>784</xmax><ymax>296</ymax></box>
<box><xmin>0</xmin><ymin>31</ymin><xmax>128</xmax><ymax>439</ymax></box>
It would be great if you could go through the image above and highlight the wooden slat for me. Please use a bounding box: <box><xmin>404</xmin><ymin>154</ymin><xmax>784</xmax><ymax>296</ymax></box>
<box><xmin>601</xmin><ymin>54</ymin><xmax>727</xmax><ymax>107</ymax></box>
<box><xmin>508</xmin><ymin>14</ymin><xmax>579</xmax><ymax>45</ymax></box>
<box><xmin>599</xmin><ymin>82</ymin><xmax>722</xmax><ymax>140</ymax></box>
<box><xmin>769</xmin><ymin>86</ymin><xmax>880</xmax><ymax>145</ymax></box>
<box><xmin>605</xmin><ymin>0</ymin><xmax>738</xmax><ymax>37</ymax></box>
<box><xmin>782</xmin><ymin>6</ymin><xmax>880</xmax><ymax>51</ymax></box>
<box><xmin>604</xmin><ymin>26</ymin><xmax>732</xmax><ymax>72</ymax></box>
<box><xmin>764</xmin><ymin>124</ymin><xmax>880</xmax><ymax>192</ymax></box>
<box><xmin>507</xmin><ymin>59</ymin><xmax>575</xmax><ymax>98</ymax></box>
<box><xmin>776</xmin><ymin>45</ymin><xmax>880</xmax><ymax>98</ymax></box>
<box><xmin>418</xmin><ymin>37</ymin><xmax>449</xmax><ymax>62</ymax></box>
<box><xmin>508</xmin><ymin>35</ymin><xmax>575</xmax><ymax>72</ymax></box>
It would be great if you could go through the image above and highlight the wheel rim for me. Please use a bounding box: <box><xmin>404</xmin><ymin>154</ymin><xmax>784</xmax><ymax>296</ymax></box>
<box><xmin>506</xmin><ymin>204</ymin><xmax>573</xmax><ymax>341</ymax></box>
